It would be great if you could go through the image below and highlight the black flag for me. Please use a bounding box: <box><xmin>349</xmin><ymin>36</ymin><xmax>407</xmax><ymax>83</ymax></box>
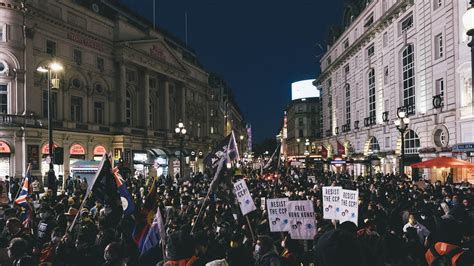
<box><xmin>204</xmin><ymin>131</ymin><xmax>240</xmax><ymax>171</ymax></box>
<box><xmin>90</xmin><ymin>154</ymin><xmax>120</xmax><ymax>205</ymax></box>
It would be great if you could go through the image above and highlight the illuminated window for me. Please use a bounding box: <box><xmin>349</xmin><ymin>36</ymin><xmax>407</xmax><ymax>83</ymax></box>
<box><xmin>402</xmin><ymin>44</ymin><xmax>415</xmax><ymax>108</ymax></box>
<box><xmin>368</xmin><ymin>69</ymin><xmax>376</xmax><ymax>118</ymax></box>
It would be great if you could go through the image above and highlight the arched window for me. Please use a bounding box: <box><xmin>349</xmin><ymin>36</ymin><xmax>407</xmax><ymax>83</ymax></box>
<box><xmin>345</xmin><ymin>84</ymin><xmax>351</xmax><ymax>125</ymax></box>
<box><xmin>402</xmin><ymin>44</ymin><xmax>415</xmax><ymax>108</ymax></box>
<box><xmin>126</xmin><ymin>90</ymin><xmax>132</xmax><ymax>126</ymax></box>
<box><xmin>368</xmin><ymin>69</ymin><xmax>376</xmax><ymax>118</ymax></box>
<box><xmin>404</xmin><ymin>130</ymin><xmax>420</xmax><ymax>154</ymax></box>
<box><xmin>368</xmin><ymin>137</ymin><xmax>380</xmax><ymax>154</ymax></box>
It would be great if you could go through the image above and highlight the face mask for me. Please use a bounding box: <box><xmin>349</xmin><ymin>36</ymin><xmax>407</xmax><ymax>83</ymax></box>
<box><xmin>420</xmin><ymin>215</ymin><xmax>426</xmax><ymax>220</ymax></box>
<box><xmin>104</xmin><ymin>251</ymin><xmax>112</xmax><ymax>261</ymax></box>
<box><xmin>281</xmin><ymin>240</ymin><xmax>286</xmax><ymax>248</ymax></box>
<box><xmin>52</xmin><ymin>236</ymin><xmax>60</xmax><ymax>244</ymax></box>
<box><xmin>255</xmin><ymin>244</ymin><xmax>261</xmax><ymax>254</ymax></box>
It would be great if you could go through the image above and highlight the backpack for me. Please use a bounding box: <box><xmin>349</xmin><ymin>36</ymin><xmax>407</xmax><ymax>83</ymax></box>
<box><xmin>429</xmin><ymin>246</ymin><xmax>464</xmax><ymax>266</ymax></box>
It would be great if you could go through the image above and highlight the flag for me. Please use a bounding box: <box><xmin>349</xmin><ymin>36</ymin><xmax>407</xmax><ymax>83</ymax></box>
<box><xmin>204</xmin><ymin>131</ymin><xmax>240</xmax><ymax>171</ymax></box>
<box><xmin>113</xmin><ymin>167</ymin><xmax>135</xmax><ymax>216</ymax></box>
<box><xmin>89</xmin><ymin>154</ymin><xmax>120</xmax><ymax>205</ymax></box>
<box><xmin>263</xmin><ymin>144</ymin><xmax>281</xmax><ymax>171</ymax></box>
<box><xmin>139</xmin><ymin>207</ymin><xmax>166</xmax><ymax>256</ymax></box>
<box><xmin>15</xmin><ymin>165</ymin><xmax>32</xmax><ymax>207</ymax></box>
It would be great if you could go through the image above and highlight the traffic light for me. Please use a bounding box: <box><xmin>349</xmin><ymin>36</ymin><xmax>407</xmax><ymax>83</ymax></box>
<box><xmin>53</xmin><ymin>147</ymin><xmax>64</xmax><ymax>165</ymax></box>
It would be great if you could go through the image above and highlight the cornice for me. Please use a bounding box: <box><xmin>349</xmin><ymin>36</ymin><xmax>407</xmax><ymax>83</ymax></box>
<box><xmin>316</xmin><ymin>0</ymin><xmax>413</xmax><ymax>86</ymax></box>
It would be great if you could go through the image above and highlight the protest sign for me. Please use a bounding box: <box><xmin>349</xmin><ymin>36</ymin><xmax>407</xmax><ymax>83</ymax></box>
<box><xmin>266</xmin><ymin>198</ymin><xmax>289</xmax><ymax>232</ymax></box>
<box><xmin>287</xmin><ymin>200</ymin><xmax>316</xmax><ymax>240</ymax></box>
<box><xmin>233</xmin><ymin>179</ymin><xmax>256</xmax><ymax>215</ymax></box>
<box><xmin>339</xmin><ymin>189</ymin><xmax>358</xmax><ymax>225</ymax></box>
<box><xmin>322</xmin><ymin>186</ymin><xmax>342</xmax><ymax>220</ymax></box>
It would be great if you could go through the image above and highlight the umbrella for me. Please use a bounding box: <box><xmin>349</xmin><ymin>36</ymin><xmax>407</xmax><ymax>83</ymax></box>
<box><xmin>410</xmin><ymin>156</ymin><xmax>474</xmax><ymax>168</ymax></box>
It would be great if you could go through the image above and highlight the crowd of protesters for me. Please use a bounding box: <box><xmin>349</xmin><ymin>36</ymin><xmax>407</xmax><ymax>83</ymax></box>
<box><xmin>0</xmin><ymin>166</ymin><xmax>473</xmax><ymax>266</ymax></box>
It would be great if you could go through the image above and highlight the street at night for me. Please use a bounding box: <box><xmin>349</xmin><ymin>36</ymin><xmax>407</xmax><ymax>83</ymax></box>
<box><xmin>0</xmin><ymin>0</ymin><xmax>473</xmax><ymax>265</ymax></box>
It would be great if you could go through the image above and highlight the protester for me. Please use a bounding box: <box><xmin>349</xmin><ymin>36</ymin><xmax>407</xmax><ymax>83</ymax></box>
<box><xmin>0</xmin><ymin>149</ymin><xmax>472</xmax><ymax>266</ymax></box>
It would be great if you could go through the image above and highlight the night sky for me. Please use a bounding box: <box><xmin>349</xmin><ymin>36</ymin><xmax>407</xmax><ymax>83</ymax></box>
<box><xmin>120</xmin><ymin>0</ymin><xmax>344</xmax><ymax>142</ymax></box>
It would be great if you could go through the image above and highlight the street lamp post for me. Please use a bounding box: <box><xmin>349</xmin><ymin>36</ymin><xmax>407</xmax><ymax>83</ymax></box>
<box><xmin>296</xmin><ymin>138</ymin><xmax>301</xmax><ymax>157</ymax></box>
<box><xmin>175</xmin><ymin>122</ymin><xmax>187</xmax><ymax>178</ymax></box>
<box><xmin>394</xmin><ymin>111</ymin><xmax>410</xmax><ymax>176</ymax></box>
<box><xmin>463</xmin><ymin>0</ymin><xmax>474</xmax><ymax>110</ymax></box>
<box><xmin>37</xmin><ymin>62</ymin><xmax>63</xmax><ymax>194</ymax></box>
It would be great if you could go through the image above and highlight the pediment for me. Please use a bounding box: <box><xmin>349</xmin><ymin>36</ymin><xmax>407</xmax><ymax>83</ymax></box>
<box><xmin>128</xmin><ymin>39</ymin><xmax>187</xmax><ymax>72</ymax></box>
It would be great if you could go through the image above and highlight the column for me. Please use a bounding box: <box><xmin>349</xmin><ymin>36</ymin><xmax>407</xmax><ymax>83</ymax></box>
<box><xmin>181</xmin><ymin>85</ymin><xmax>186</xmax><ymax>124</ymax></box>
<box><xmin>144</xmin><ymin>70</ymin><xmax>150</xmax><ymax>128</ymax></box>
<box><xmin>119</xmin><ymin>63</ymin><xmax>127</xmax><ymax>124</ymax></box>
<box><xmin>164</xmin><ymin>79</ymin><xmax>170</xmax><ymax>131</ymax></box>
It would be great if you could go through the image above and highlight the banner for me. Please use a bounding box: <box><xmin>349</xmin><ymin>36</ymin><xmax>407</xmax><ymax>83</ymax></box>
<box><xmin>233</xmin><ymin>179</ymin><xmax>256</xmax><ymax>215</ymax></box>
<box><xmin>339</xmin><ymin>189</ymin><xmax>359</xmax><ymax>225</ymax></box>
<box><xmin>266</xmin><ymin>198</ymin><xmax>290</xmax><ymax>232</ymax></box>
<box><xmin>287</xmin><ymin>200</ymin><xmax>316</xmax><ymax>240</ymax></box>
<box><xmin>322</xmin><ymin>186</ymin><xmax>342</xmax><ymax>220</ymax></box>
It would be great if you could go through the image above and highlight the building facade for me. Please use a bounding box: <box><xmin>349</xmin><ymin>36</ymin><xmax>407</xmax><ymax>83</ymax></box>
<box><xmin>316</xmin><ymin>0</ymin><xmax>473</xmax><ymax>182</ymax></box>
<box><xmin>0</xmin><ymin>0</ymin><xmax>246</xmax><ymax>179</ymax></box>
<box><xmin>285</xmin><ymin>97</ymin><xmax>322</xmax><ymax>166</ymax></box>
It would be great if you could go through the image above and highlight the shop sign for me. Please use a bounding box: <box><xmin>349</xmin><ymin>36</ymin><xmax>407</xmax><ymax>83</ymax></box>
<box><xmin>155</xmin><ymin>157</ymin><xmax>167</xmax><ymax>165</ymax></box>
<box><xmin>93</xmin><ymin>145</ymin><xmax>106</xmax><ymax>155</ymax></box>
<box><xmin>70</xmin><ymin>144</ymin><xmax>86</xmax><ymax>155</ymax></box>
<box><xmin>453</xmin><ymin>143</ymin><xmax>474</xmax><ymax>152</ymax></box>
<box><xmin>330</xmin><ymin>159</ymin><xmax>347</xmax><ymax>165</ymax></box>
<box><xmin>67</xmin><ymin>32</ymin><xmax>104</xmax><ymax>51</ymax></box>
<box><xmin>41</xmin><ymin>143</ymin><xmax>58</xmax><ymax>154</ymax></box>
<box><xmin>0</xmin><ymin>141</ymin><xmax>10</xmax><ymax>153</ymax></box>
<box><xmin>133</xmin><ymin>153</ymin><xmax>148</xmax><ymax>162</ymax></box>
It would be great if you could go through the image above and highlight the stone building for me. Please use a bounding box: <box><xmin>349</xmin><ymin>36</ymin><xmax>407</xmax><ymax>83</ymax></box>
<box><xmin>315</xmin><ymin>0</ymin><xmax>473</xmax><ymax>182</ymax></box>
<box><xmin>0</xmin><ymin>0</ymin><xmax>245</xmax><ymax>179</ymax></box>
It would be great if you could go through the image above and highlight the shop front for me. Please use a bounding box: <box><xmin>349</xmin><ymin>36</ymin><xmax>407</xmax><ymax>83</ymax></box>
<box><xmin>149</xmin><ymin>148</ymin><xmax>171</xmax><ymax>178</ymax></box>
<box><xmin>132</xmin><ymin>151</ymin><xmax>150</xmax><ymax>177</ymax></box>
<box><xmin>93</xmin><ymin>145</ymin><xmax>107</xmax><ymax>161</ymax></box>
<box><xmin>0</xmin><ymin>141</ymin><xmax>12</xmax><ymax>179</ymax></box>
<box><xmin>69</xmin><ymin>144</ymin><xmax>86</xmax><ymax>170</ymax></box>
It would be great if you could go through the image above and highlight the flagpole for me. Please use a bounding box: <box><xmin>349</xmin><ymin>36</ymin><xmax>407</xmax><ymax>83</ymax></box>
<box><xmin>192</xmin><ymin>132</ymin><xmax>234</xmax><ymax>233</ymax></box>
<box><xmin>245</xmin><ymin>215</ymin><xmax>256</xmax><ymax>242</ymax></box>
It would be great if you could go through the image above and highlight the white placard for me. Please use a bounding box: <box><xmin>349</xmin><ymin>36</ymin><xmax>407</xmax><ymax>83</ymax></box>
<box><xmin>233</xmin><ymin>179</ymin><xmax>256</xmax><ymax>215</ymax></box>
<box><xmin>287</xmin><ymin>200</ymin><xmax>316</xmax><ymax>240</ymax></box>
<box><xmin>266</xmin><ymin>198</ymin><xmax>290</xmax><ymax>232</ymax></box>
<box><xmin>322</xmin><ymin>186</ymin><xmax>342</xmax><ymax>220</ymax></box>
<box><xmin>339</xmin><ymin>189</ymin><xmax>359</xmax><ymax>225</ymax></box>
<box><xmin>260</xmin><ymin>197</ymin><xmax>266</xmax><ymax>210</ymax></box>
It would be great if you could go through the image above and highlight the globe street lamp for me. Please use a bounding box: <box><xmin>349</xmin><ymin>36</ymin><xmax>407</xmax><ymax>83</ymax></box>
<box><xmin>394</xmin><ymin>111</ymin><xmax>410</xmax><ymax>175</ymax></box>
<box><xmin>463</xmin><ymin>0</ymin><xmax>474</xmax><ymax>110</ymax></box>
<box><xmin>175</xmin><ymin>122</ymin><xmax>187</xmax><ymax>178</ymax></box>
<box><xmin>296</xmin><ymin>138</ymin><xmax>301</xmax><ymax>156</ymax></box>
<box><xmin>37</xmin><ymin>62</ymin><xmax>63</xmax><ymax>195</ymax></box>
<box><xmin>239</xmin><ymin>135</ymin><xmax>244</xmax><ymax>153</ymax></box>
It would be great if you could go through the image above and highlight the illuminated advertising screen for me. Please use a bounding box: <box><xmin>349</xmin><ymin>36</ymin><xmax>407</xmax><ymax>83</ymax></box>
<box><xmin>291</xmin><ymin>79</ymin><xmax>319</xmax><ymax>100</ymax></box>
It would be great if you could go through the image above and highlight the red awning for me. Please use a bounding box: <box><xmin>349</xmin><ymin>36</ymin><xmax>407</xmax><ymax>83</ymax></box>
<box><xmin>411</xmin><ymin>156</ymin><xmax>474</xmax><ymax>168</ymax></box>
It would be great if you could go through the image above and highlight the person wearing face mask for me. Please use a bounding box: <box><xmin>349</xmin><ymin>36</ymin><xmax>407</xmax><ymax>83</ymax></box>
<box><xmin>36</xmin><ymin>205</ymin><xmax>57</xmax><ymax>247</ymax></box>
<box><xmin>403</xmin><ymin>213</ymin><xmax>430</xmax><ymax>245</ymax></box>
<box><xmin>254</xmin><ymin>235</ymin><xmax>281</xmax><ymax>266</ymax></box>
